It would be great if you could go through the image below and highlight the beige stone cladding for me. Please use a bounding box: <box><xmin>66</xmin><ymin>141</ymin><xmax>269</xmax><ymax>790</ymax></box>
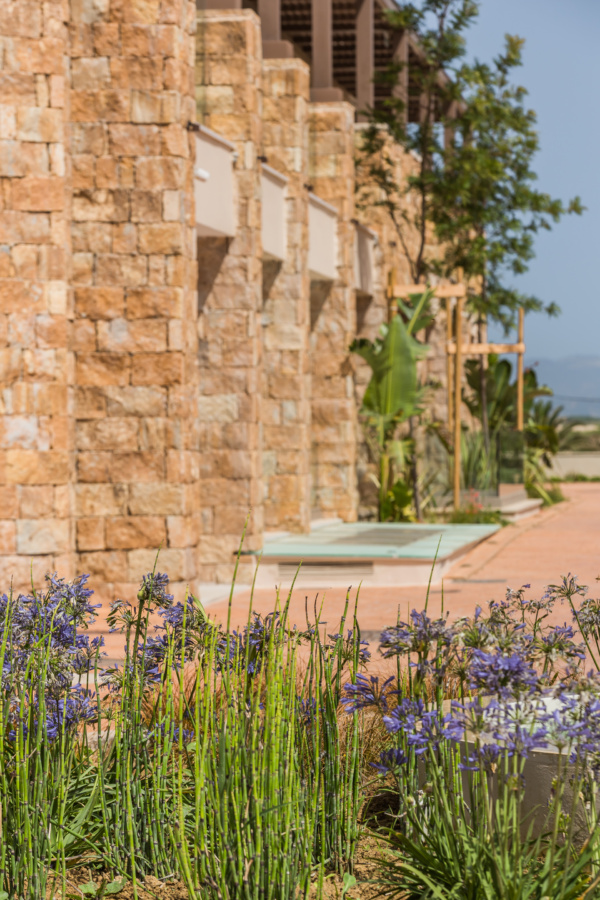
<box><xmin>261</xmin><ymin>58</ymin><xmax>311</xmax><ymax>534</ymax></box>
<box><xmin>0</xmin><ymin>0</ymin><xmax>75</xmax><ymax>587</ymax></box>
<box><xmin>195</xmin><ymin>10</ymin><xmax>263</xmax><ymax>582</ymax></box>
<box><xmin>70</xmin><ymin>0</ymin><xmax>200</xmax><ymax>601</ymax></box>
<box><xmin>308</xmin><ymin>103</ymin><xmax>358</xmax><ymax>522</ymax></box>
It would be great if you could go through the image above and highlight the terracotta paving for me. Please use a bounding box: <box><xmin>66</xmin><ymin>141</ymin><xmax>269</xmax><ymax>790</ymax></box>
<box><xmin>91</xmin><ymin>483</ymin><xmax>600</xmax><ymax>662</ymax></box>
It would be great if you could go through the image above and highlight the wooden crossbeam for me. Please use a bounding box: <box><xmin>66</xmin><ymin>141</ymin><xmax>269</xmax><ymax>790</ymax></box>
<box><xmin>447</xmin><ymin>342</ymin><xmax>525</xmax><ymax>356</ymax></box>
<box><xmin>389</xmin><ymin>282</ymin><xmax>467</xmax><ymax>299</ymax></box>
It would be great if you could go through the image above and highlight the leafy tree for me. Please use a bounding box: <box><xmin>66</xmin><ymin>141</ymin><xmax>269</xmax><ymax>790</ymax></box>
<box><xmin>357</xmin><ymin>0</ymin><xmax>583</xmax><ymax>451</ymax></box>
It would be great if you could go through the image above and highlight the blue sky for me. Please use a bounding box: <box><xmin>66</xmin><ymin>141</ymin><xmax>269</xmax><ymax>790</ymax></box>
<box><xmin>468</xmin><ymin>0</ymin><xmax>598</xmax><ymax>356</ymax></box>
<box><xmin>465</xmin><ymin>0</ymin><xmax>600</xmax><ymax>409</ymax></box>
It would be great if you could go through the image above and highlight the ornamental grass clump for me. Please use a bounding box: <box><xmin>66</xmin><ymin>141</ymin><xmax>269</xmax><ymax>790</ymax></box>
<box><xmin>0</xmin><ymin>564</ymin><xmax>367</xmax><ymax>900</ymax></box>
<box><xmin>344</xmin><ymin>578</ymin><xmax>600</xmax><ymax>899</ymax></box>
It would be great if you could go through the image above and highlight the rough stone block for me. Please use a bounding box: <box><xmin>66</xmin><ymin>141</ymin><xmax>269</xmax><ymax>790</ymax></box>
<box><xmin>76</xmin><ymin>418</ymin><xmax>139</xmax><ymax>451</ymax></box>
<box><xmin>71</xmin><ymin>57</ymin><xmax>111</xmax><ymax>90</ymax></box>
<box><xmin>95</xmin><ymin>254</ymin><xmax>147</xmax><ymax>286</ymax></box>
<box><xmin>73</xmin><ymin>189</ymin><xmax>130</xmax><ymax>222</ymax></box>
<box><xmin>97</xmin><ymin>318</ymin><xmax>167</xmax><ymax>353</ymax></box>
<box><xmin>109</xmin><ymin>58</ymin><xmax>163</xmax><ymax>91</ymax></box>
<box><xmin>138</xmin><ymin>223</ymin><xmax>183</xmax><ymax>254</ymax></box>
<box><xmin>131</xmin><ymin>352</ymin><xmax>183</xmax><ymax>385</ymax></box>
<box><xmin>77</xmin><ymin>517</ymin><xmax>105</xmax><ymax>550</ymax></box>
<box><xmin>75</xmin><ymin>483</ymin><xmax>129</xmax><ymax>516</ymax></box>
<box><xmin>0</xmin><ymin>142</ymin><xmax>25</xmax><ymax>178</ymax></box>
<box><xmin>76</xmin><ymin>352</ymin><xmax>131</xmax><ymax>386</ymax></box>
<box><xmin>126</xmin><ymin>286</ymin><xmax>182</xmax><ymax>318</ymax></box>
<box><xmin>108</xmin><ymin>124</ymin><xmax>161</xmax><ymax>157</ymax></box>
<box><xmin>104</xmin><ymin>385</ymin><xmax>167</xmax><ymax>417</ymax></box>
<box><xmin>16</xmin><ymin>107</ymin><xmax>63</xmax><ymax>143</ymax></box>
<box><xmin>17</xmin><ymin>519</ymin><xmax>70</xmax><ymax>555</ymax></box>
<box><xmin>131</xmin><ymin>90</ymin><xmax>161</xmax><ymax>123</ymax></box>
<box><xmin>135</xmin><ymin>156</ymin><xmax>184</xmax><ymax>189</ymax></box>
<box><xmin>112</xmin><ymin>223</ymin><xmax>138</xmax><ymax>254</ymax></box>
<box><xmin>78</xmin><ymin>550</ymin><xmax>128</xmax><ymax>581</ymax></box>
<box><xmin>92</xmin><ymin>23</ymin><xmax>120</xmax><ymax>55</ymax></box>
<box><xmin>106</xmin><ymin>516</ymin><xmax>166</xmax><ymax>550</ymax></box>
<box><xmin>0</xmin><ymin>521</ymin><xmax>17</xmax><ymax>554</ymax></box>
<box><xmin>126</xmin><ymin>547</ymin><xmax>185</xmax><ymax>582</ymax></box>
<box><xmin>75</xmin><ymin>287</ymin><xmax>125</xmax><ymax>319</ymax></box>
<box><xmin>130</xmin><ymin>191</ymin><xmax>162</xmax><ymax>222</ymax></box>
<box><xmin>128</xmin><ymin>482</ymin><xmax>184</xmax><ymax>515</ymax></box>
<box><xmin>5</xmin><ymin>450</ymin><xmax>70</xmax><ymax>485</ymax></box>
<box><xmin>166</xmin><ymin>515</ymin><xmax>197</xmax><ymax>548</ymax></box>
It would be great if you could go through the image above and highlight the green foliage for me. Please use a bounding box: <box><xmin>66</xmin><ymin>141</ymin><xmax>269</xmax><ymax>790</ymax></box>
<box><xmin>449</xmin><ymin>505</ymin><xmax>505</xmax><ymax>525</ymax></box>
<box><xmin>351</xmin><ymin>291</ymin><xmax>434</xmax><ymax>520</ymax></box>
<box><xmin>0</xmin><ymin>565</ymin><xmax>366</xmax><ymax>900</ymax></box>
<box><xmin>380</xmin><ymin>477</ymin><xmax>414</xmax><ymax>523</ymax></box>
<box><xmin>357</xmin><ymin>0</ymin><xmax>583</xmax><ymax>328</ymax></box>
<box><xmin>461</xmin><ymin>356</ymin><xmax>570</xmax><ymax>503</ymax></box>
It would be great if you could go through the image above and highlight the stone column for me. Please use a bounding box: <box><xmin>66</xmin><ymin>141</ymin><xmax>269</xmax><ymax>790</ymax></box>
<box><xmin>0</xmin><ymin>0</ymin><xmax>74</xmax><ymax>587</ymax></box>
<box><xmin>261</xmin><ymin>58</ymin><xmax>311</xmax><ymax>534</ymax></box>
<box><xmin>308</xmin><ymin>102</ymin><xmax>358</xmax><ymax>522</ymax></box>
<box><xmin>195</xmin><ymin>9</ymin><xmax>263</xmax><ymax>582</ymax></box>
<box><xmin>69</xmin><ymin>0</ymin><xmax>199</xmax><ymax>600</ymax></box>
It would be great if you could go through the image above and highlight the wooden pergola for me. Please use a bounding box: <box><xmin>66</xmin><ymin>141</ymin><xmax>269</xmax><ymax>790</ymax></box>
<box><xmin>202</xmin><ymin>0</ymin><xmax>459</xmax><ymax>129</ymax></box>
<box><xmin>388</xmin><ymin>281</ymin><xmax>526</xmax><ymax>511</ymax></box>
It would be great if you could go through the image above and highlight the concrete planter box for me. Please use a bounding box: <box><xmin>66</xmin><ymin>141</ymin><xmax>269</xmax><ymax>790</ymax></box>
<box><xmin>261</xmin><ymin>164</ymin><xmax>288</xmax><ymax>261</ymax></box>
<box><xmin>308</xmin><ymin>193</ymin><xmax>338</xmax><ymax>282</ymax></box>
<box><xmin>354</xmin><ymin>222</ymin><xmax>377</xmax><ymax>296</ymax></box>
<box><xmin>194</xmin><ymin>126</ymin><xmax>236</xmax><ymax>238</ymax></box>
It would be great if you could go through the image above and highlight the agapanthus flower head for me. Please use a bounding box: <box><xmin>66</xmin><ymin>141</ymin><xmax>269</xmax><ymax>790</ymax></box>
<box><xmin>379</xmin><ymin>609</ymin><xmax>452</xmax><ymax>659</ymax></box>
<box><xmin>573</xmin><ymin>597</ymin><xmax>600</xmax><ymax>638</ymax></box>
<box><xmin>469</xmin><ymin>648</ymin><xmax>539</xmax><ymax>698</ymax></box>
<box><xmin>137</xmin><ymin>571</ymin><xmax>174</xmax><ymax>610</ymax></box>
<box><xmin>372</xmin><ymin>747</ymin><xmax>409</xmax><ymax>774</ymax></box>
<box><xmin>547</xmin><ymin>574</ymin><xmax>588</xmax><ymax>604</ymax></box>
<box><xmin>342</xmin><ymin>674</ymin><xmax>396</xmax><ymax>713</ymax></box>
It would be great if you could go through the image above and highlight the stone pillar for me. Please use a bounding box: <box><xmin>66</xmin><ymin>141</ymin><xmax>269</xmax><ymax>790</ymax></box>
<box><xmin>0</xmin><ymin>0</ymin><xmax>74</xmax><ymax>587</ymax></box>
<box><xmin>261</xmin><ymin>58</ymin><xmax>311</xmax><ymax>534</ymax></box>
<box><xmin>195</xmin><ymin>10</ymin><xmax>263</xmax><ymax>581</ymax></box>
<box><xmin>69</xmin><ymin>0</ymin><xmax>199</xmax><ymax>600</ymax></box>
<box><xmin>308</xmin><ymin>102</ymin><xmax>358</xmax><ymax>522</ymax></box>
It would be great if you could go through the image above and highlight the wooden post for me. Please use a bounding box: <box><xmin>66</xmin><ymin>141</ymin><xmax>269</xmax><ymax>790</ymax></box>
<box><xmin>446</xmin><ymin>298</ymin><xmax>453</xmax><ymax>431</ymax></box>
<box><xmin>312</xmin><ymin>0</ymin><xmax>333</xmax><ymax>89</ymax></box>
<box><xmin>387</xmin><ymin>268</ymin><xmax>396</xmax><ymax>322</ymax></box>
<box><xmin>258</xmin><ymin>0</ymin><xmax>281</xmax><ymax>40</ymax></box>
<box><xmin>392</xmin><ymin>30</ymin><xmax>409</xmax><ymax>124</ymax></box>
<box><xmin>203</xmin><ymin>0</ymin><xmax>242</xmax><ymax>7</ymax></box>
<box><xmin>453</xmin><ymin>295</ymin><xmax>463</xmax><ymax>510</ymax></box>
<box><xmin>356</xmin><ymin>0</ymin><xmax>374</xmax><ymax>118</ymax></box>
<box><xmin>516</xmin><ymin>306</ymin><xmax>525</xmax><ymax>431</ymax></box>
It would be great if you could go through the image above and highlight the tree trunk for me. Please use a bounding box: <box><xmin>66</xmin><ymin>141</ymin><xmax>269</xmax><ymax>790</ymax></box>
<box><xmin>479</xmin><ymin>316</ymin><xmax>490</xmax><ymax>456</ymax></box>
<box><xmin>409</xmin><ymin>417</ymin><xmax>422</xmax><ymax>520</ymax></box>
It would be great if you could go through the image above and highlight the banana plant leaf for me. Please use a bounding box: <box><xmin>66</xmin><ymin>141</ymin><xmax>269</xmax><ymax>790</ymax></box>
<box><xmin>351</xmin><ymin>314</ymin><xmax>422</xmax><ymax>429</ymax></box>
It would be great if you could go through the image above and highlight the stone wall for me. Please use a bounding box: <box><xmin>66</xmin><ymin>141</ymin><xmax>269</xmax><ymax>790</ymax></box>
<box><xmin>0</xmin><ymin>0</ymin><xmax>74</xmax><ymax>586</ymax></box>
<box><xmin>0</xmin><ymin>2</ymin><xmax>468</xmax><ymax>593</ymax></box>
<box><xmin>69</xmin><ymin>0</ymin><xmax>199</xmax><ymax>600</ymax></box>
<box><xmin>195</xmin><ymin>10</ymin><xmax>264</xmax><ymax>581</ymax></box>
<box><xmin>308</xmin><ymin>102</ymin><xmax>358</xmax><ymax>522</ymax></box>
<box><xmin>261</xmin><ymin>58</ymin><xmax>311</xmax><ymax>534</ymax></box>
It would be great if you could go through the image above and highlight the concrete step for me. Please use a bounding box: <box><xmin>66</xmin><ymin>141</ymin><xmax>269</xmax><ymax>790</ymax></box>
<box><xmin>499</xmin><ymin>497</ymin><xmax>544</xmax><ymax>522</ymax></box>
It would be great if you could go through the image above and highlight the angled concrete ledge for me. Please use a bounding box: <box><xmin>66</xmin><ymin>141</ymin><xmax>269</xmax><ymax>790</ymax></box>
<box><xmin>308</xmin><ymin>192</ymin><xmax>338</xmax><ymax>281</ymax></box>
<box><xmin>194</xmin><ymin>127</ymin><xmax>237</xmax><ymax>238</ymax></box>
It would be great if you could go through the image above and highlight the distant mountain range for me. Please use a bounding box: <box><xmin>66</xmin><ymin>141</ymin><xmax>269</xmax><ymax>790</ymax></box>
<box><xmin>527</xmin><ymin>356</ymin><xmax>600</xmax><ymax>418</ymax></box>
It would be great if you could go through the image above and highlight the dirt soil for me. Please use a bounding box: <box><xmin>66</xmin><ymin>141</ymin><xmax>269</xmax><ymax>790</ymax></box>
<box><xmin>54</xmin><ymin>831</ymin><xmax>392</xmax><ymax>899</ymax></box>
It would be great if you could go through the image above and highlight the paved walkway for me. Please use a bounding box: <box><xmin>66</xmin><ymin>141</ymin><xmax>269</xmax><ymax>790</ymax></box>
<box><xmin>202</xmin><ymin>482</ymin><xmax>600</xmax><ymax>632</ymax></box>
<box><xmin>92</xmin><ymin>483</ymin><xmax>600</xmax><ymax>661</ymax></box>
